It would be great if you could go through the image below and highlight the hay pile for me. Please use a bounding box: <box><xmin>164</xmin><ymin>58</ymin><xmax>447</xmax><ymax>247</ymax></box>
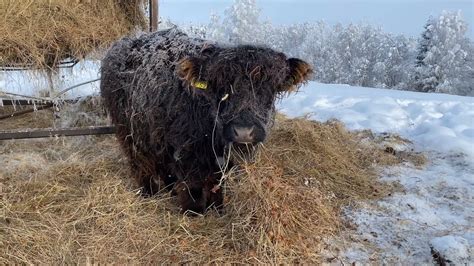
<box><xmin>0</xmin><ymin>0</ymin><xmax>147</xmax><ymax>69</ymax></box>
<box><xmin>0</xmin><ymin>111</ymin><xmax>424</xmax><ymax>263</ymax></box>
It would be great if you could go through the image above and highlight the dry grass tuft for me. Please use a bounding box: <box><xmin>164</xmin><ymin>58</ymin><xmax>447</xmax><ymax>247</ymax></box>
<box><xmin>0</xmin><ymin>113</ymin><xmax>425</xmax><ymax>263</ymax></box>
<box><xmin>0</xmin><ymin>0</ymin><xmax>147</xmax><ymax>69</ymax></box>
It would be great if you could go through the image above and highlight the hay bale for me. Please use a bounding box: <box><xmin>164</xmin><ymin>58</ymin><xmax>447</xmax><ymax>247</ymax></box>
<box><xmin>0</xmin><ymin>114</ymin><xmax>425</xmax><ymax>264</ymax></box>
<box><xmin>0</xmin><ymin>0</ymin><xmax>147</xmax><ymax>69</ymax></box>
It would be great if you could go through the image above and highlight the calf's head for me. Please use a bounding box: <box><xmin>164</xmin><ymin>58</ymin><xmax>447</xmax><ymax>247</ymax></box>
<box><xmin>178</xmin><ymin>45</ymin><xmax>312</xmax><ymax>147</ymax></box>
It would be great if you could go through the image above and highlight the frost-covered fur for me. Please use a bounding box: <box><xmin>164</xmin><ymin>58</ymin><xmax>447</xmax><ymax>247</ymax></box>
<box><xmin>100</xmin><ymin>28</ymin><xmax>312</xmax><ymax>213</ymax></box>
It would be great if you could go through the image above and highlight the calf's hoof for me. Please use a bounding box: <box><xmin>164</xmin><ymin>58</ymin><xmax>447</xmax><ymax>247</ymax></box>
<box><xmin>173</xmin><ymin>180</ymin><xmax>224</xmax><ymax>215</ymax></box>
<box><xmin>174</xmin><ymin>181</ymin><xmax>207</xmax><ymax>214</ymax></box>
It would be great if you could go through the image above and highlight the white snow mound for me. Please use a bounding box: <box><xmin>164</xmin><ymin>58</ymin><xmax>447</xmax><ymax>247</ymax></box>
<box><xmin>430</xmin><ymin>235</ymin><xmax>471</xmax><ymax>265</ymax></box>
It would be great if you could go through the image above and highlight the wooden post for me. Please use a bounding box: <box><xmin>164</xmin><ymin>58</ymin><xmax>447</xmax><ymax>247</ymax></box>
<box><xmin>149</xmin><ymin>0</ymin><xmax>158</xmax><ymax>32</ymax></box>
<box><xmin>46</xmin><ymin>68</ymin><xmax>55</xmax><ymax>97</ymax></box>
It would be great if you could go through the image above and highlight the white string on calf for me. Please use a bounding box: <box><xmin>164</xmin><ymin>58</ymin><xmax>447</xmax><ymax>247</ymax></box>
<box><xmin>211</xmin><ymin>92</ymin><xmax>231</xmax><ymax>191</ymax></box>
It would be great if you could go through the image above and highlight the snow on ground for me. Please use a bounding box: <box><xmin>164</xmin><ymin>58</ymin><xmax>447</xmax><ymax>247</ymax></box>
<box><xmin>1</xmin><ymin>68</ymin><xmax>473</xmax><ymax>263</ymax></box>
<box><xmin>341</xmin><ymin>154</ymin><xmax>473</xmax><ymax>264</ymax></box>
<box><xmin>430</xmin><ymin>235</ymin><xmax>471</xmax><ymax>265</ymax></box>
<box><xmin>279</xmin><ymin>83</ymin><xmax>474</xmax><ymax>158</ymax></box>
<box><xmin>279</xmin><ymin>82</ymin><xmax>474</xmax><ymax>264</ymax></box>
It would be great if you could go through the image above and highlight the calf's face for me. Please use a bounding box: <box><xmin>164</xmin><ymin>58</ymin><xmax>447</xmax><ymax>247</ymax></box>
<box><xmin>178</xmin><ymin>45</ymin><xmax>312</xmax><ymax>146</ymax></box>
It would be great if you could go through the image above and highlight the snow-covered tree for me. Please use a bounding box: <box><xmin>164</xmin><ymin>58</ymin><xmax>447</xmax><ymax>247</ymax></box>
<box><xmin>383</xmin><ymin>36</ymin><xmax>417</xmax><ymax>89</ymax></box>
<box><xmin>298</xmin><ymin>23</ymin><xmax>414</xmax><ymax>88</ymax></box>
<box><xmin>206</xmin><ymin>0</ymin><xmax>265</xmax><ymax>44</ymax></box>
<box><xmin>414</xmin><ymin>11</ymin><xmax>473</xmax><ymax>95</ymax></box>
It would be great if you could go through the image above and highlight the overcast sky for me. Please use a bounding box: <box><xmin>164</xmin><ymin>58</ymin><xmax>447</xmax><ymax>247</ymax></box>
<box><xmin>159</xmin><ymin>0</ymin><xmax>473</xmax><ymax>38</ymax></box>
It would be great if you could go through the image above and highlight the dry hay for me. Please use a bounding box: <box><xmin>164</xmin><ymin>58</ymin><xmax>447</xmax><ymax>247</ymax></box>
<box><xmin>0</xmin><ymin>0</ymin><xmax>147</xmax><ymax>69</ymax></box>
<box><xmin>0</xmin><ymin>113</ymin><xmax>425</xmax><ymax>264</ymax></box>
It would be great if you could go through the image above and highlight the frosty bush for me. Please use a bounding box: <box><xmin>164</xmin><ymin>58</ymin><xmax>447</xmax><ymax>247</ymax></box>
<box><xmin>174</xmin><ymin>1</ymin><xmax>472</xmax><ymax>96</ymax></box>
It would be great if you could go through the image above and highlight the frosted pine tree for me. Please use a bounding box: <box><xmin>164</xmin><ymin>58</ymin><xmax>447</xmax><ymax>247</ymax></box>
<box><xmin>414</xmin><ymin>18</ymin><xmax>440</xmax><ymax>92</ymax></box>
<box><xmin>414</xmin><ymin>11</ymin><xmax>473</xmax><ymax>95</ymax></box>
<box><xmin>455</xmin><ymin>43</ymin><xmax>474</xmax><ymax>96</ymax></box>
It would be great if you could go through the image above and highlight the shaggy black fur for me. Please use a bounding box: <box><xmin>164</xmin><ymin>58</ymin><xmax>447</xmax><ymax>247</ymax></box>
<box><xmin>100</xmin><ymin>28</ymin><xmax>312</xmax><ymax>213</ymax></box>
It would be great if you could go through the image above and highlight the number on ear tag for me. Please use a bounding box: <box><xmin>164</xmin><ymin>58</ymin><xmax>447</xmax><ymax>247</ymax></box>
<box><xmin>192</xmin><ymin>80</ymin><xmax>208</xmax><ymax>90</ymax></box>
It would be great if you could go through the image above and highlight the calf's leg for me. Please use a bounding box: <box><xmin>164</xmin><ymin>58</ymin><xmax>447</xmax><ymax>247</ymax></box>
<box><xmin>204</xmin><ymin>174</ymin><xmax>224</xmax><ymax>210</ymax></box>
<box><xmin>174</xmin><ymin>179</ymin><xmax>207</xmax><ymax>214</ymax></box>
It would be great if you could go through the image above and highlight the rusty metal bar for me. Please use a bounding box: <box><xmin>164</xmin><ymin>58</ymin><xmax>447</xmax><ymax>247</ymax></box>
<box><xmin>0</xmin><ymin>59</ymin><xmax>79</xmax><ymax>71</ymax></box>
<box><xmin>0</xmin><ymin>103</ymin><xmax>54</xmax><ymax>120</ymax></box>
<box><xmin>0</xmin><ymin>126</ymin><xmax>116</xmax><ymax>140</ymax></box>
<box><xmin>1</xmin><ymin>99</ymin><xmax>50</xmax><ymax>106</ymax></box>
<box><xmin>1</xmin><ymin>98</ymin><xmax>79</xmax><ymax>106</ymax></box>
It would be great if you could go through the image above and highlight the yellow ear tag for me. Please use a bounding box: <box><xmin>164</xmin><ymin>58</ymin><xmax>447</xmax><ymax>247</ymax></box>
<box><xmin>191</xmin><ymin>80</ymin><xmax>208</xmax><ymax>90</ymax></box>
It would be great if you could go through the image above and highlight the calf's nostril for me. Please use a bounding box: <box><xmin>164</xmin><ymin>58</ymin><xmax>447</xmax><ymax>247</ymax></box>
<box><xmin>248</xmin><ymin>126</ymin><xmax>255</xmax><ymax>137</ymax></box>
<box><xmin>232</xmin><ymin>126</ymin><xmax>255</xmax><ymax>143</ymax></box>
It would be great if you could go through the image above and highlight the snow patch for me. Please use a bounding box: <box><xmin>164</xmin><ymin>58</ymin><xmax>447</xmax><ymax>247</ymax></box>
<box><xmin>430</xmin><ymin>235</ymin><xmax>471</xmax><ymax>265</ymax></box>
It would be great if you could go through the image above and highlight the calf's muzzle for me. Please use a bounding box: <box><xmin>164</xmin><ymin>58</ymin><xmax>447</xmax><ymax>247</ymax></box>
<box><xmin>224</xmin><ymin>123</ymin><xmax>266</xmax><ymax>144</ymax></box>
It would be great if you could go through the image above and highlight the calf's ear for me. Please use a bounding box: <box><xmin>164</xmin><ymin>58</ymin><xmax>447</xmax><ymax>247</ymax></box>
<box><xmin>282</xmin><ymin>58</ymin><xmax>313</xmax><ymax>92</ymax></box>
<box><xmin>177</xmin><ymin>56</ymin><xmax>204</xmax><ymax>86</ymax></box>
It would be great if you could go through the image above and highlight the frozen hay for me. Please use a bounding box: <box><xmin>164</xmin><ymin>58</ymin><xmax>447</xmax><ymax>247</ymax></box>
<box><xmin>0</xmin><ymin>0</ymin><xmax>147</xmax><ymax>69</ymax></box>
<box><xmin>0</xmin><ymin>114</ymin><xmax>424</xmax><ymax>264</ymax></box>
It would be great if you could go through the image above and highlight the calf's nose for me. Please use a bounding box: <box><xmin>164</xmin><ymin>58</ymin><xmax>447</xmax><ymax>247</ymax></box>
<box><xmin>232</xmin><ymin>126</ymin><xmax>255</xmax><ymax>143</ymax></box>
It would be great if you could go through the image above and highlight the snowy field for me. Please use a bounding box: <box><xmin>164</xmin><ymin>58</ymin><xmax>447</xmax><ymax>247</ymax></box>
<box><xmin>280</xmin><ymin>83</ymin><xmax>474</xmax><ymax>157</ymax></box>
<box><xmin>1</xmin><ymin>65</ymin><xmax>473</xmax><ymax>264</ymax></box>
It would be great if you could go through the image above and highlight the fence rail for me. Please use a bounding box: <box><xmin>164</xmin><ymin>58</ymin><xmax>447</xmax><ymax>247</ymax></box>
<box><xmin>0</xmin><ymin>126</ymin><xmax>116</xmax><ymax>140</ymax></box>
<box><xmin>1</xmin><ymin>99</ymin><xmax>51</xmax><ymax>105</ymax></box>
<box><xmin>0</xmin><ymin>103</ymin><xmax>54</xmax><ymax>120</ymax></box>
<box><xmin>1</xmin><ymin>99</ymin><xmax>81</xmax><ymax>106</ymax></box>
